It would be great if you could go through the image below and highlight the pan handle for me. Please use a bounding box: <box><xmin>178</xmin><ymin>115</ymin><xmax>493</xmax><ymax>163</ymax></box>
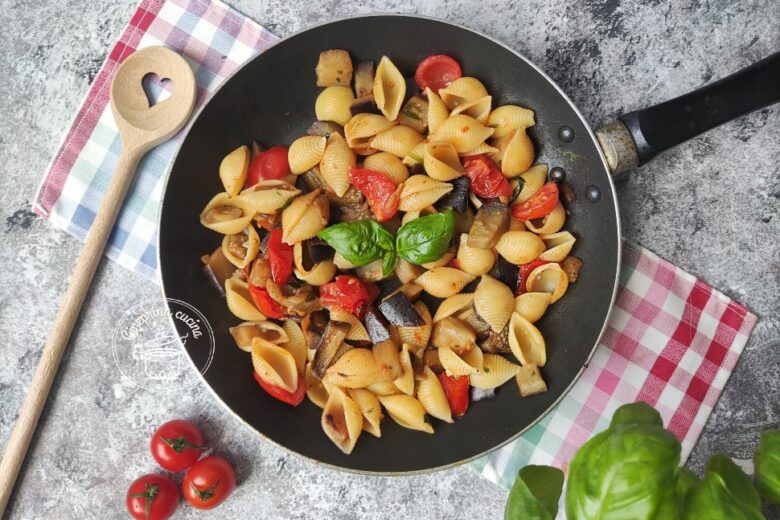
<box><xmin>596</xmin><ymin>51</ymin><xmax>780</xmax><ymax>175</ymax></box>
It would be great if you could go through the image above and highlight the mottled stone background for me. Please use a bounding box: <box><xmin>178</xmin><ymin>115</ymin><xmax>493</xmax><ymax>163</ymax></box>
<box><xmin>0</xmin><ymin>0</ymin><xmax>778</xmax><ymax>518</ymax></box>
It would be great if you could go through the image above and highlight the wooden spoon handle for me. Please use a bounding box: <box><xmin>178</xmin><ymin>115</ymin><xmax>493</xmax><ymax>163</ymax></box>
<box><xmin>0</xmin><ymin>145</ymin><xmax>143</xmax><ymax>513</ymax></box>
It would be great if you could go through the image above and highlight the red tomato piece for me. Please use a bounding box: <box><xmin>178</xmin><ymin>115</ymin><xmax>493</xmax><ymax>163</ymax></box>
<box><xmin>437</xmin><ymin>372</ymin><xmax>470</xmax><ymax>418</ymax></box>
<box><xmin>348</xmin><ymin>167</ymin><xmax>401</xmax><ymax>222</ymax></box>
<box><xmin>126</xmin><ymin>474</ymin><xmax>179</xmax><ymax>520</ymax></box>
<box><xmin>462</xmin><ymin>154</ymin><xmax>512</xmax><ymax>199</ymax></box>
<box><xmin>267</xmin><ymin>228</ymin><xmax>294</xmax><ymax>284</ymax></box>
<box><xmin>150</xmin><ymin>419</ymin><xmax>205</xmax><ymax>472</ymax></box>
<box><xmin>517</xmin><ymin>259</ymin><xmax>554</xmax><ymax>295</ymax></box>
<box><xmin>318</xmin><ymin>275</ymin><xmax>379</xmax><ymax>319</ymax></box>
<box><xmin>511</xmin><ymin>182</ymin><xmax>559</xmax><ymax>221</ymax></box>
<box><xmin>248</xmin><ymin>285</ymin><xmax>286</xmax><ymax>319</ymax></box>
<box><xmin>415</xmin><ymin>54</ymin><xmax>463</xmax><ymax>92</ymax></box>
<box><xmin>254</xmin><ymin>370</ymin><xmax>306</xmax><ymax>406</ymax></box>
<box><xmin>182</xmin><ymin>456</ymin><xmax>237</xmax><ymax>510</ymax></box>
<box><xmin>245</xmin><ymin>145</ymin><xmax>290</xmax><ymax>186</ymax></box>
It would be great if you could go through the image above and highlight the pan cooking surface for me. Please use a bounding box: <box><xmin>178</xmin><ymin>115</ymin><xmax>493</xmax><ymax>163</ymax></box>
<box><xmin>159</xmin><ymin>15</ymin><xmax>619</xmax><ymax>473</ymax></box>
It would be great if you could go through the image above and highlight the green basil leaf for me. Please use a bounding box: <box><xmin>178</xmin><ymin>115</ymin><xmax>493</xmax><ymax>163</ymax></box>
<box><xmin>510</xmin><ymin>177</ymin><xmax>525</xmax><ymax>204</ymax></box>
<box><xmin>505</xmin><ymin>465</ymin><xmax>562</xmax><ymax>520</ymax></box>
<box><xmin>755</xmin><ymin>429</ymin><xmax>780</xmax><ymax>504</ymax></box>
<box><xmin>382</xmin><ymin>250</ymin><xmax>397</xmax><ymax>277</ymax></box>
<box><xmin>707</xmin><ymin>454</ymin><xmax>761</xmax><ymax>510</ymax></box>
<box><xmin>610</xmin><ymin>401</ymin><xmax>663</xmax><ymax>428</ymax></box>
<box><xmin>318</xmin><ymin>220</ymin><xmax>394</xmax><ymax>266</ymax></box>
<box><xmin>395</xmin><ymin>209</ymin><xmax>455</xmax><ymax>265</ymax></box>
<box><xmin>683</xmin><ymin>461</ymin><xmax>765</xmax><ymax>520</ymax></box>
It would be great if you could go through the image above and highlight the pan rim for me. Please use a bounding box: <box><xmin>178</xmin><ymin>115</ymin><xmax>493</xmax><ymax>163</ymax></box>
<box><xmin>157</xmin><ymin>12</ymin><xmax>622</xmax><ymax>476</ymax></box>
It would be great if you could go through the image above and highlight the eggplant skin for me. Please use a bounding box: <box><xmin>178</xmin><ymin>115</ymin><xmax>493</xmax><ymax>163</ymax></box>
<box><xmin>489</xmin><ymin>255</ymin><xmax>519</xmax><ymax>291</ymax></box>
<box><xmin>364</xmin><ymin>305</ymin><xmax>392</xmax><ymax>343</ymax></box>
<box><xmin>311</xmin><ymin>320</ymin><xmax>351</xmax><ymax>378</ymax></box>
<box><xmin>378</xmin><ymin>292</ymin><xmax>424</xmax><ymax>327</ymax></box>
<box><xmin>436</xmin><ymin>177</ymin><xmax>470</xmax><ymax>213</ymax></box>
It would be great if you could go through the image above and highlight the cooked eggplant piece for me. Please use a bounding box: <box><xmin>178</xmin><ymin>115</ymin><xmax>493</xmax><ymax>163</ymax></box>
<box><xmin>562</xmin><ymin>255</ymin><xmax>583</xmax><ymax>283</ymax></box>
<box><xmin>468</xmin><ymin>202</ymin><xmax>510</xmax><ymax>249</ymax></box>
<box><xmin>516</xmin><ymin>363</ymin><xmax>547</xmax><ymax>396</ymax></box>
<box><xmin>471</xmin><ymin>387</ymin><xmax>496</xmax><ymax>402</ymax></box>
<box><xmin>398</xmin><ymin>95</ymin><xmax>429</xmax><ymax>133</ymax></box>
<box><xmin>316</xmin><ymin>49</ymin><xmax>353</xmax><ymax>87</ymax></box>
<box><xmin>378</xmin><ymin>292</ymin><xmax>424</xmax><ymax>327</ymax></box>
<box><xmin>349</xmin><ymin>95</ymin><xmax>378</xmax><ymax>115</ymax></box>
<box><xmin>302</xmin><ymin>309</ymin><xmax>328</xmax><ymax>351</ymax></box>
<box><xmin>302</xmin><ymin>238</ymin><xmax>334</xmax><ymax>267</ymax></box>
<box><xmin>436</xmin><ymin>176</ymin><xmax>470</xmax><ymax>213</ymax></box>
<box><xmin>431</xmin><ymin>316</ymin><xmax>476</xmax><ymax>353</ymax></box>
<box><xmin>479</xmin><ymin>324</ymin><xmax>510</xmax><ymax>353</ymax></box>
<box><xmin>489</xmin><ymin>255</ymin><xmax>519</xmax><ymax>290</ymax></box>
<box><xmin>354</xmin><ymin>61</ymin><xmax>375</xmax><ymax>98</ymax></box>
<box><xmin>457</xmin><ymin>307</ymin><xmax>492</xmax><ymax>336</ymax></box>
<box><xmin>247</xmin><ymin>256</ymin><xmax>271</xmax><ymax>287</ymax></box>
<box><xmin>306</xmin><ymin>120</ymin><xmax>344</xmax><ymax>138</ymax></box>
<box><xmin>201</xmin><ymin>247</ymin><xmax>236</xmax><ymax>296</ymax></box>
<box><xmin>302</xmin><ymin>167</ymin><xmax>372</xmax><ymax>221</ymax></box>
<box><xmin>311</xmin><ymin>320</ymin><xmax>351</xmax><ymax>377</ymax></box>
<box><xmin>266</xmin><ymin>280</ymin><xmax>322</xmax><ymax>316</ymax></box>
<box><xmin>395</xmin><ymin>258</ymin><xmax>425</xmax><ymax>284</ymax></box>
<box><xmin>356</xmin><ymin>258</ymin><xmax>391</xmax><ymax>283</ymax></box>
<box><xmin>364</xmin><ymin>305</ymin><xmax>392</xmax><ymax>343</ymax></box>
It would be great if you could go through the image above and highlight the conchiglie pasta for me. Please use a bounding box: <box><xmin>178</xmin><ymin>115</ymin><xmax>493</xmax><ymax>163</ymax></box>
<box><xmin>344</xmin><ymin>113</ymin><xmax>396</xmax><ymax>155</ymax></box>
<box><xmin>373</xmin><ymin>339</ymin><xmax>402</xmax><ymax>380</ymax></box>
<box><xmin>495</xmin><ymin>230</ymin><xmax>546</xmax><ymax>265</ymax></box>
<box><xmin>373</xmin><ymin>56</ymin><xmax>406</xmax><ymax>121</ymax></box>
<box><xmin>430</xmin><ymin>115</ymin><xmax>494</xmax><ymax>153</ymax></box>
<box><xmin>425</xmin><ymin>87</ymin><xmax>450</xmax><ymax>133</ymax></box>
<box><xmin>315</xmin><ymin>86</ymin><xmax>354</xmax><ymax>125</ymax></box>
<box><xmin>415</xmin><ymin>267</ymin><xmax>476</xmax><ymax>298</ymax></box>
<box><xmin>421</xmin><ymin>248</ymin><xmax>454</xmax><ymax>270</ymax></box>
<box><xmin>320</xmin><ymin>133</ymin><xmax>356</xmax><ymax>197</ymax></box>
<box><xmin>282</xmin><ymin>319</ymin><xmax>307</xmax><ymax>374</ymax></box>
<box><xmin>288</xmin><ymin>136</ymin><xmax>327</xmax><ymax>174</ymax></box>
<box><xmin>474</xmin><ymin>274</ymin><xmax>514</xmax><ymax>333</ymax></box>
<box><xmin>322</xmin><ymin>387</ymin><xmax>363</xmax><ymax>454</ymax></box>
<box><xmin>508</xmin><ymin>312</ymin><xmax>546</xmax><ymax>366</ymax></box>
<box><xmin>363</xmin><ymin>152</ymin><xmax>409</xmax><ymax>185</ymax></box>
<box><xmin>526</xmin><ymin>262</ymin><xmax>569</xmax><ymax>303</ymax></box>
<box><xmin>500</xmin><ymin>129</ymin><xmax>535</xmax><ymax>177</ymax></box>
<box><xmin>221</xmin><ymin>225</ymin><xmax>259</xmax><ymax>268</ymax></box>
<box><xmin>200</xmin><ymin>193</ymin><xmax>253</xmax><ymax>234</ymax></box>
<box><xmin>402</xmin><ymin>140</ymin><xmax>428</xmax><ymax>167</ymax></box>
<box><xmin>370</xmin><ymin>125</ymin><xmax>425</xmax><ymax>158</ymax></box>
<box><xmin>460</xmin><ymin>142</ymin><xmax>499</xmax><ymax>156</ymax></box>
<box><xmin>469</xmin><ymin>354</ymin><xmax>521</xmax><ymax>389</ymax></box>
<box><xmin>525</xmin><ymin>202</ymin><xmax>566</xmax><ymax>234</ymax></box>
<box><xmin>305</xmin><ymin>362</ymin><xmax>329</xmax><ymax>408</ymax></box>
<box><xmin>228</xmin><ymin>321</ymin><xmax>288</xmax><ymax>352</ymax></box>
<box><xmin>514</xmin><ymin>292</ymin><xmax>552</xmax><ymax>323</ymax></box>
<box><xmin>225</xmin><ymin>278</ymin><xmax>265</xmax><ymax>321</ymax></box>
<box><xmin>538</xmin><ymin>231</ymin><xmax>576</xmax><ymax>262</ymax></box>
<box><xmin>348</xmin><ymin>388</ymin><xmax>383</xmax><ymax>437</ymax></box>
<box><xmin>294</xmin><ymin>242</ymin><xmax>336</xmax><ymax>286</ymax></box>
<box><xmin>238</xmin><ymin>181</ymin><xmax>300</xmax><ymax>215</ymax></box>
<box><xmin>456</xmin><ymin>233</ymin><xmax>496</xmax><ymax>275</ymax></box>
<box><xmin>423</xmin><ymin>141</ymin><xmax>464</xmax><ymax>181</ymax></box>
<box><xmin>487</xmin><ymin>105</ymin><xmax>536</xmax><ymax>138</ymax></box>
<box><xmin>329</xmin><ymin>307</ymin><xmax>371</xmax><ymax>342</ymax></box>
<box><xmin>450</xmin><ymin>95</ymin><xmax>492</xmax><ymax>124</ymax></box>
<box><xmin>438</xmin><ymin>345</ymin><xmax>477</xmax><ymax>376</ymax></box>
<box><xmin>416</xmin><ymin>366</ymin><xmax>452</xmax><ymax>423</ymax></box>
<box><xmin>219</xmin><ymin>145</ymin><xmax>249</xmax><ymax>196</ymax></box>
<box><xmin>324</xmin><ymin>348</ymin><xmax>385</xmax><ymax>388</ymax></box>
<box><xmin>393</xmin><ymin>343</ymin><xmax>415</xmax><ymax>395</ymax></box>
<box><xmin>398</xmin><ymin>175</ymin><xmax>453</xmax><ymax>211</ymax></box>
<box><xmin>366</xmin><ymin>380</ymin><xmax>401</xmax><ymax>396</ymax></box>
<box><xmin>396</xmin><ymin>301</ymin><xmax>432</xmax><ymax>350</ymax></box>
<box><xmin>515</xmin><ymin>164</ymin><xmax>548</xmax><ymax>202</ymax></box>
<box><xmin>378</xmin><ymin>395</ymin><xmax>433</xmax><ymax>433</ymax></box>
<box><xmin>433</xmin><ymin>293</ymin><xmax>475</xmax><ymax>322</ymax></box>
<box><xmin>439</xmin><ymin>77</ymin><xmax>489</xmax><ymax>109</ymax></box>
<box><xmin>461</xmin><ymin>345</ymin><xmax>484</xmax><ymax>372</ymax></box>
<box><xmin>281</xmin><ymin>189</ymin><xmax>330</xmax><ymax>245</ymax></box>
<box><xmin>251</xmin><ymin>338</ymin><xmax>299</xmax><ymax>393</ymax></box>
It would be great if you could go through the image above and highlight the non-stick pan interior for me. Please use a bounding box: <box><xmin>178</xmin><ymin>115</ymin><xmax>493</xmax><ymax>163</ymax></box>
<box><xmin>159</xmin><ymin>14</ymin><xmax>619</xmax><ymax>473</ymax></box>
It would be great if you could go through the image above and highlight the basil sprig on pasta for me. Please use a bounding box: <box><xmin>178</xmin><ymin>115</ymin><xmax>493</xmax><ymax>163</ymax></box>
<box><xmin>395</xmin><ymin>208</ymin><xmax>455</xmax><ymax>265</ymax></box>
<box><xmin>318</xmin><ymin>220</ymin><xmax>396</xmax><ymax>276</ymax></box>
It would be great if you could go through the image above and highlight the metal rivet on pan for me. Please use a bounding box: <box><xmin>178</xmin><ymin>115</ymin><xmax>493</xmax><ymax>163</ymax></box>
<box><xmin>549</xmin><ymin>166</ymin><xmax>566</xmax><ymax>183</ymax></box>
<box><xmin>558</xmin><ymin>125</ymin><xmax>575</xmax><ymax>142</ymax></box>
<box><xmin>586</xmin><ymin>185</ymin><xmax>601</xmax><ymax>202</ymax></box>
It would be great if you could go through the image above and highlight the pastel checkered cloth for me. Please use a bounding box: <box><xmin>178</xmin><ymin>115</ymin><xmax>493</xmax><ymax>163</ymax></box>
<box><xmin>33</xmin><ymin>0</ymin><xmax>757</xmax><ymax>492</ymax></box>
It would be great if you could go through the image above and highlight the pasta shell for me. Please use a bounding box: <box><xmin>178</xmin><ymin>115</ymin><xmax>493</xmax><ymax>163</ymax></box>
<box><xmin>345</xmin><ymin>113</ymin><xmax>396</xmax><ymax>154</ymax></box>
<box><xmin>526</xmin><ymin>262</ymin><xmax>569</xmax><ymax>303</ymax></box>
<box><xmin>305</xmin><ymin>362</ymin><xmax>329</xmax><ymax>408</ymax></box>
<box><xmin>525</xmin><ymin>202</ymin><xmax>566</xmax><ymax>234</ymax></box>
<box><xmin>228</xmin><ymin>320</ymin><xmax>289</xmax><ymax>352</ymax></box>
<box><xmin>501</xmin><ymin>129</ymin><xmax>535</xmax><ymax>177</ymax></box>
<box><xmin>370</xmin><ymin>125</ymin><xmax>425</xmax><ymax>158</ymax></box>
<box><xmin>328</xmin><ymin>307</ymin><xmax>371</xmax><ymax>342</ymax></box>
<box><xmin>469</xmin><ymin>354</ymin><xmax>521</xmax><ymax>389</ymax></box>
<box><xmin>508</xmin><ymin>312</ymin><xmax>546</xmax><ymax>366</ymax></box>
<box><xmin>487</xmin><ymin>105</ymin><xmax>536</xmax><ymax>138</ymax></box>
<box><xmin>282</xmin><ymin>320</ymin><xmax>306</xmax><ymax>374</ymax></box>
<box><xmin>462</xmin><ymin>345</ymin><xmax>484</xmax><ymax>372</ymax></box>
<box><xmin>221</xmin><ymin>225</ymin><xmax>260</xmax><ymax>269</ymax></box>
<box><xmin>423</xmin><ymin>348</ymin><xmax>443</xmax><ymax>373</ymax></box>
<box><xmin>378</xmin><ymin>395</ymin><xmax>433</xmax><ymax>433</ymax></box>
<box><xmin>320</xmin><ymin>133</ymin><xmax>356</xmax><ymax>197</ymax></box>
<box><xmin>396</xmin><ymin>301</ymin><xmax>433</xmax><ymax>350</ymax></box>
<box><xmin>514</xmin><ymin>292</ymin><xmax>552</xmax><ymax>323</ymax></box>
<box><xmin>416</xmin><ymin>366</ymin><xmax>453</xmax><ymax>423</ymax></box>
<box><xmin>363</xmin><ymin>152</ymin><xmax>409</xmax><ymax>185</ymax></box>
<box><xmin>219</xmin><ymin>145</ymin><xmax>249</xmax><ymax>196</ymax></box>
<box><xmin>456</xmin><ymin>233</ymin><xmax>496</xmax><ymax>276</ymax></box>
<box><xmin>373</xmin><ymin>56</ymin><xmax>406</xmax><ymax>121</ymax></box>
<box><xmin>495</xmin><ymin>230</ymin><xmax>546</xmax><ymax>265</ymax></box>
<box><xmin>438</xmin><ymin>345</ymin><xmax>477</xmax><ymax>376</ymax></box>
<box><xmin>450</xmin><ymin>95</ymin><xmax>492</xmax><ymax>124</ymax></box>
<box><xmin>281</xmin><ymin>189</ymin><xmax>330</xmax><ymax>245</ymax></box>
<box><xmin>415</xmin><ymin>267</ymin><xmax>476</xmax><ymax>298</ymax></box>
<box><xmin>238</xmin><ymin>180</ymin><xmax>300</xmax><ymax>215</ymax></box>
<box><xmin>539</xmin><ymin>231</ymin><xmax>576</xmax><ymax>262</ymax></box>
<box><xmin>400</xmin><ymin>206</ymin><xmax>438</xmax><ymax>227</ymax></box>
<box><xmin>421</xmin><ymin>248</ymin><xmax>454</xmax><ymax>270</ymax></box>
<box><xmin>293</xmin><ymin>242</ymin><xmax>336</xmax><ymax>286</ymax></box>
<box><xmin>473</xmin><ymin>274</ymin><xmax>514</xmax><ymax>333</ymax></box>
<box><xmin>225</xmin><ymin>278</ymin><xmax>265</xmax><ymax>321</ymax></box>
<box><xmin>425</xmin><ymin>87</ymin><xmax>450</xmax><ymax>134</ymax></box>
<box><xmin>430</xmin><ymin>115</ymin><xmax>495</xmax><ymax>153</ymax></box>
<box><xmin>315</xmin><ymin>86</ymin><xmax>354</xmax><ymax>126</ymax></box>
<box><xmin>348</xmin><ymin>388</ymin><xmax>383</xmax><ymax>437</ymax></box>
<box><xmin>288</xmin><ymin>136</ymin><xmax>327</xmax><ymax>174</ymax></box>
<box><xmin>460</xmin><ymin>142</ymin><xmax>499</xmax><ymax>156</ymax></box>
<box><xmin>373</xmin><ymin>339</ymin><xmax>402</xmax><ymax>380</ymax></box>
<box><xmin>366</xmin><ymin>380</ymin><xmax>401</xmax><ymax>396</ymax></box>
<box><xmin>251</xmin><ymin>338</ymin><xmax>299</xmax><ymax>393</ymax></box>
<box><xmin>516</xmin><ymin>164</ymin><xmax>548</xmax><ymax>202</ymax></box>
<box><xmin>322</xmin><ymin>387</ymin><xmax>363</xmax><ymax>454</ymax></box>
<box><xmin>433</xmin><ymin>293</ymin><xmax>475</xmax><ymax>322</ymax></box>
<box><xmin>200</xmin><ymin>193</ymin><xmax>253</xmax><ymax>234</ymax></box>
<box><xmin>398</xmin><ymin>175</ymin><xmax>453</xmax><ymax>212</ymax></box>
<box><xmin>438</xmin><ymin>77</ymin><xmax>489</xmax><ymax>109</ymax></box>
<box><xmin>402</xmin><ymin>140</ymin><xmax>427</xmax><ymax>167</ymax></box>
<box><xmin>393</xmin><ymin>343</ymin><xmax>415</xmax><ymax>395</ymax></box>
<box><xmin>324</xmin><ymin>348</ymin><xmax>384</xmax><ymax>388</ymax></box>
<box><xmin>423</xmin><ymin>141</ymin><xmax>464</xmax><ymax>181</ymax></box>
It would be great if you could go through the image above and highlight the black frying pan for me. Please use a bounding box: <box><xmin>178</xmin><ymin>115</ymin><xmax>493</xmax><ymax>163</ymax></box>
<box><xmin>158</xmin><ymin>14</ymin><xmax>780</xmax><ymax>474</ymax></box>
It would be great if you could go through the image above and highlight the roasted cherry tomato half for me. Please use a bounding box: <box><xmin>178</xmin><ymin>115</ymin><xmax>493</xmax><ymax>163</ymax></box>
<box><xmin>348</xmin><ymin>167</ymin><xmax>401</xmax><ymax>223</ymax></box>
<box><xmin>318</xmin><ymin>275</ymin><xmax>379</xmax><ymax>319</ymax></box>
<box><xmin>182</xmin><ymin>456</ymin><xmax>237</xmax><ymax>510</ymax></box>
<box><xmin>437</xmin><ymin>372</ymin><xmax>470</xmax><ymax>418</ymax></box>
<box><xmin>246</xmin><ymin>145</ymin><xmax>290</xmax><ymax>186</ymax></box>
<box><xmin>415</xmin><ymin>54</ymin><xmax>463</xmax><ymax>92</ymax></box>
<box><xmin>462</xmin><ymin>154</ymin><xmax>512</xmax><ymax>199</ymax></box>
<box><xmin>267</xmin><ymin>228</ymin><xmax>294</xmax><ymax>285</ymax></box>
<box><xmin>150</xmin><ymin>419</ymin><xmax>205</xmax><ymax>472</ymax></box>
<box><xmin>248</xmin><ymin>285</ymin><xmax>286</xmax><ymax>319</ymax></box>
<box><xmin>511</xmin><ymin>181</ymin><xmax>559</xmax><ymax>221</ymax></box>
<box><xmin>126</xmin><ymin>474</ymin><xmax>179</xmax><ymax>520</ymax></box>
<box><xmin>254</xmin><ymin>370</ymin><xmax>306</xmax><ymax>406</ymax></box>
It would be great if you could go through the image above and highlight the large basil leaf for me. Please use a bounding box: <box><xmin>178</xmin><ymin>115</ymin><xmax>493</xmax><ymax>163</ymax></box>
<box><xmin>610</xmin><ymin>401</ymin><xmax>663</xmax><ymax>427</ymax></box>
<box><xmin>505</xmin><ymin>465</ymin><xmax>564</xmax><ymax>520</ymax></box>
<box><xmin>683</xmin><ymin>456</ymin><xmax>765</xmax><ymax>520</ymax></box>
<box><xmin>754</xmin><ymin>429</ymin><xmax>780</xmax><ymax>504</ymax></box>
<box><xmin>395</xmin><ymin>209</ymin><xmax>455</xmax><ymax>265</ymax></box>
<box><xmin>318</xmin><ymin>220</ymin><xmax>394</xmax><ymax>267</ymax></box>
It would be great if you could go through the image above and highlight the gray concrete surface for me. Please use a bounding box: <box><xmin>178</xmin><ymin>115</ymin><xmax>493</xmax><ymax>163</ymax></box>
<box><xmin>1</xmin><ymin>0</ymin><xmax>778</xmax><ymax>518</ymax></box>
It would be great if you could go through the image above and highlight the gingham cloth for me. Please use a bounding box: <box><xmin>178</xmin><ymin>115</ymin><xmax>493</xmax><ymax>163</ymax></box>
<box><xmin>33</xmin><ymin>0</ymin><xmax>757</xmax><ymax>491</ymax></box>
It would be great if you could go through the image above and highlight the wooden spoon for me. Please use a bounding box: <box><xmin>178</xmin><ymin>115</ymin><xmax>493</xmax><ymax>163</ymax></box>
<box><xmin>0</xmin><ymin>46</ymin><xmax>196</xmax><ymax>513</ymax></box>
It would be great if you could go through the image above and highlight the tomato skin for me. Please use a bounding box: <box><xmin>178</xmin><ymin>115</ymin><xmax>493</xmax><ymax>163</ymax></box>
<box><xmin>267</xmin><ymin>228</ymin><xmax>294</xmax><ymax>284</ymax></box>
<box><xmin>254</xmin><ymin>370</ymin><xmax>306</xmax><ymax>406</ymax></box>
<box><xmin>182</xmin><ymin>456</ymin><xmax>237</xmax><ymax>510</ymax></box>
<box><xmin>415</xmin><ymin>54</ymin><xmax>463</xmax><ymax>92</ymax></box>
<box><xmin>150</xmin><ymin>419</ymin><xmax>205</xmax><ymax>472</ymax></box>
<box><xmin>437</xmin><ymin>373</ymin><xmax>470</xmax><ymax>418</ymax></box>
<box><xmin>511</xmin><ymin>182</ymin><xmax>559</xmax><ymax>220</ymax></box>
<box><xmin>126</xmin><ymin>474</ymin><xmax>179</xmax><ymax>520</ymax></box>
<box><xmin>245</xmin><ymin>145</ymin><xmax>290</xmax><ymax>186</ymax></box>
<box><xmin>318</xmin><ymin>275</ymin><xmax>379</xmax><ymax>319</ymax></box>
<box><xmin>517</xmin><ymin>259</ymin><xmax>553</xmax><ymax>295</ymax></box>
<box><xmin>248</xmin><ymin>285</ymin><xmax>286</xmax><ymax>319</ymax></box>
<box><xmin>348</xmin><ymin>167</ymin><xmax>400</xmax><ymax>222</ymax></box>
<box><xmin>462</xmin><ymin>154</ymin><xmax>512</xmax><ymax>199</ymax></box>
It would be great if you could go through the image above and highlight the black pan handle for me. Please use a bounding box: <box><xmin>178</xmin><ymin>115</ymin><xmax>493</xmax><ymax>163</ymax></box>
<box><xmin>596</xmin><ymin>51</ymin><xmax>780</xmax><ymax>175</ymax></box>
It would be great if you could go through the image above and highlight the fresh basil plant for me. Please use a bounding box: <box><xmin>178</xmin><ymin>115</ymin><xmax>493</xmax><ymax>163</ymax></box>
<box><xmin>318</xmin><ymin>219</ymin><xmax>396</xmax><ymax>276</ymax></box>
<box><xmin>395</xmin><ymin>208</ymin><xmax>455</xmax><ymax>265</ymax></box>
<box><xmin>754</xmin><ymin>429</ymin><xmax>780</xmax><ymax>505</ymax></box>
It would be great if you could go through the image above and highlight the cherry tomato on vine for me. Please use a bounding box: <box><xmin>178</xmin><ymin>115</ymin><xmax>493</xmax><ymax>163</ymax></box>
<box><xmin>150</xmin><ymin>419</ymin><xmax>205</xmax><ymax>472</ymax></box>
<box><xmin>182</xmin><ymin>456</ymin><xmax>237</xmax><ymax>510</ymax></box>
<box><xmin>126</xmin><ymin>474</ymin><xmax>179</xmax><ymax>520</ymax></box>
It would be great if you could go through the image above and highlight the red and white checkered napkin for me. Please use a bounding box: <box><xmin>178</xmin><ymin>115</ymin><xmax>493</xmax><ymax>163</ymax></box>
<box><xmin>30</xmin><ymin>0</ymin><xmax>757</xmax><ymax>491</ymax></box>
